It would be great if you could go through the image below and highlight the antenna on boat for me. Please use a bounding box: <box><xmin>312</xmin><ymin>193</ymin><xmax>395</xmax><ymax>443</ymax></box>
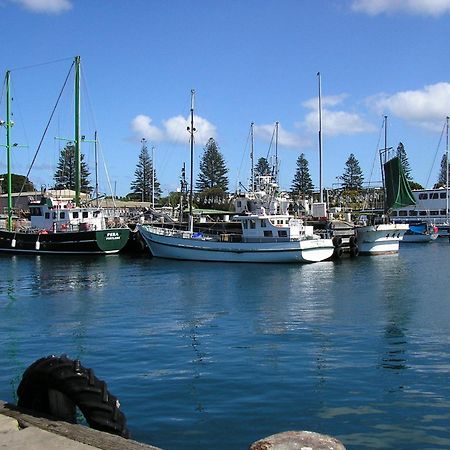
<box><xmin>250</xmin><ymin>122</ymin><xmax>255</xmax><ymax>192</ymax></box>
<box><xmin>317</xmin><ymin>72</ymin><xmax>323</xmax><ymax>203</ymax></box>
<box><xmin>187</xmin><ymin>89</ymin><xmax>196</xmax><ymax>232</ymax></box>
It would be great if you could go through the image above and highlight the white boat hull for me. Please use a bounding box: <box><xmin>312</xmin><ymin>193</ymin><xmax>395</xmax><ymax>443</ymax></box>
<box><xmin>138</xmin><ymin>225</ymin><xmax>334</xmax><ymax>263</ymax></box>
<box><xmin>401</xmin><ymin>233</ymin><xmax>438</xmax><ymax>243</ymax></box>
<box><xmin>355</xmin><ymin>223</ymin><xmax>409</xmax><ymax>255</ymax></box>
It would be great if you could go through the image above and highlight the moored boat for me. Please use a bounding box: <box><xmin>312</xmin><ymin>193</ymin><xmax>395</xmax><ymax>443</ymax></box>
<box><xmin>138</xmin><ymin>209</ymin><xmax>335</xmax><ymax>263</ymax></box>
<box><xmin>355</xmin><ymin>117</ymin><xmax>415</xmax><ymax>255</ymax></box>
<box><xmin>0</xmin><ymin>57</ymin><xmax>130</xmax><ymax>255</ymax></box>
<box><xmin>401</xmin><ymin>222</ymin><xmax>438</xmax><ymax>243</ymax></box>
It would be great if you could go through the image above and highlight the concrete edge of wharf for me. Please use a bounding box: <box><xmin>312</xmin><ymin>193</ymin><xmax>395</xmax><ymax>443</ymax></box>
<box><xmin>0</xmin><ymin>400</ymin><xmax>161</xmax><ymax>450</ymax></box>
<box><xmin>1</xmin><ymin>400</ymin><xmax>347</xmax><ymax>449</ymax></box>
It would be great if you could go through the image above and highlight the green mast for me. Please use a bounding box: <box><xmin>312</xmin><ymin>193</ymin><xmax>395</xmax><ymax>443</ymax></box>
<box><xmin>74</xmin><ymin>56</ymin><xmax>81</xmax><ymax>207</ymax></box>
<box><xmin>5</xmin><ymin>70</ymin><xmax>13</xmax><ymax>231</ymax></box>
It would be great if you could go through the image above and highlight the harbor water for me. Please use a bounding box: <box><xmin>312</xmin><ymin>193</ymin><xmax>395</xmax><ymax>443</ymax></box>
<box><xmin>1</xmin><ymin>241</ymin><xmax>450</xmax><ymax>449</ymax></box>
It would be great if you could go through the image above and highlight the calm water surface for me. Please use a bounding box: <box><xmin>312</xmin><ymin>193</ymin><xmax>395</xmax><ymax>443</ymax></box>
<box><xmin>1</xmin><ymin>241</ymin><xmax>450</xmax><ymax>449</ymax></box>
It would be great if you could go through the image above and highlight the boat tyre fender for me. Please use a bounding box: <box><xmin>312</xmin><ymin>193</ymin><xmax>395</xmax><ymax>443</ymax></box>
<box><xmin>332</xmin><ymin>236</ymin><xmax>342</xmax><ymax>248</ymax></box>
<box><xmin>349</xmin><ymin>245</ymin><xmax>359</xmax><ymax>257</ymax></box>
<box><xmin>333</xmin><ymin>246</ymin><xmax>343</xmax><ymax>259</ymax></box>
<box><xmin>349</xmin><ymin>236</ymin><xmax>357</xmax><ymax>248</ymax></box>
<box><xmin>17</xmin><ymin>355</ymin><xmax>129</xmax><ymax>438</ymax></box>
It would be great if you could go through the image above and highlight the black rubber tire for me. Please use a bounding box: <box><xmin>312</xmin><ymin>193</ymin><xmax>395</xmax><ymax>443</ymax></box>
<box><xmin>17</xmin><ymin>355</ymin><xmax>129</xmax><ymax>438</ymax></box>
<box><xmin>349</xmin><ymin>245</ymin><xmax>359</xmax><ymax>257</ymax></box>
<box><xmin>332</xmin><ymin>236</ymin><xmax>343</xmax><ymax>248</ymax></box>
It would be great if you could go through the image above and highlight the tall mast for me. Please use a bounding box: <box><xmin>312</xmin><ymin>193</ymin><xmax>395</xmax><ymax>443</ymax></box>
<box><xmin>188</xmin><ymin>89</ymin><xmax>195</xmax><ymax>232</ymax></box>
<box><xmin>74</xmin><ymin>55</ymin><xmax>81</xmax><ymax>207</ymax></box>
<box><xmin>151</xmin><ymin>146</ymin><xmax>155</xmax><ymax>209</ymax></box>
<box><xmin>5</xmin><ymin>71</ymin><xmax>12</xmax><ymax>231</ymax></box>
<box><xmin>275</xmin><ymin>121</ymin><xmax>279</xmax><ymax>185</ymax></box>
<box><xmin>380</xmin><ymin>115</ymin><xmax>388</xmax><ymax>213</ymax></box>
<box><xmin>250</xmin><ymin>122</ymin><xmax>255</xmax><ymax>192</ymax></box>
<box><xmin>94</xmin><ymin>130</ymin><xmax>99</xmax><ymax>207</ymax></box>
<box><xmin>317</xmin><ymin>72</ymin><xmax>323</xmax><ymax>203</ymax></box>
<box><xmin>446</xmin><ymin>116</ymin><xmax>449</xmax><ymax>223</ymax></box>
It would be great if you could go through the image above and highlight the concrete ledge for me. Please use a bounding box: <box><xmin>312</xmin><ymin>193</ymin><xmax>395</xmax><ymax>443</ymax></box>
<box><xmin>0</xmin><ymin>401</ymin><xmax>161</xmax><ymax>450</ymax></box>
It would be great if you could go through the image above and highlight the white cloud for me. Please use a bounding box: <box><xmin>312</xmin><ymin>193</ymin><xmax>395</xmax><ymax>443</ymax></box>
<box><xmin>164</xmin><ymin>115</ymin><xmax>217</xmax><ymax>145</ymax></box>
<box><xmin>13</xmin><ymin>0</ymin><xmax>72</xmax><ymax>13</ymax></box>
<box><xmin>131</xmin><ymin>115</ymin><xmax>164</xmax><ymax>142</ymax></box>
<box><xmin>130</xmin><ymin>114</ymin><xmax>216</xmax><ymax>145</ymax></box>
<box><xmin>301</xmin><ymin>94</ymin><xmax>375</xmax><ymax>136</ymax></box>
<box><xmin>351</xmin><ymin>0</ymin><xmax>450</xmax><ymax>17</ymax></box>
<box><xmin>253</xmin><ymin>123</ymin><xmax>308</xmax><ymax>148</ymax></box>
<box><xmin>372</xmin><ymin>82</ymin><xmax>450</xmax><ymax>130</ymax></box>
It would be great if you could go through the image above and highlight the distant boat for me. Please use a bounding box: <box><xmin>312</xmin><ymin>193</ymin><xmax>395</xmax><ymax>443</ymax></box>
<box><xmin>0</xmin><ymin>56</ymin><xmax>130</xmax><ymax>254</ymax></box>
<box><xmin>138</xmin><ymin>208</ymin><xmax>335</xmax><ymax>263</ymax></box>
<box><xmin>401</xmin><ymin>222</ymin><xmax>438</xmax><ymax>243</ymax></box>
<box><xmin>355</xmin><ymin>117</ymin><xmax>414</xmax><ymax>255</ymax></box>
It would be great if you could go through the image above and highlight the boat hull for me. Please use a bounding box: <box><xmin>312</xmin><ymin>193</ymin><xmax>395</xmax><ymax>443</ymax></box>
<box><xmin>355</xmin><ymin>224</ymin><xmax>409</xmax><ymax>255</ymax></box>
<box><xmin>138</xmin><ymin>225</ymin><xmax>334</xmax><ymax>263</ymax></box>
<box><xmin>0</xmin><ymin>228</ymin><xmax>130</xmax><ymax>254</ymax></box>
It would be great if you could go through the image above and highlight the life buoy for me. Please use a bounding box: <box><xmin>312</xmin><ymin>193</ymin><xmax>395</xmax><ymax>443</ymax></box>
<box><xmin>17</xmin><ymin>355</ymin><xmax>129</xmax><ymax>438</ymax></box>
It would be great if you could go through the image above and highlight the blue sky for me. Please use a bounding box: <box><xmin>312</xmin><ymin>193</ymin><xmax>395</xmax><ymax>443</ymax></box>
<box><xmin>1</xmin><ymin>0</ymin><xmax>450</xmax><ymax>197</ymax></box>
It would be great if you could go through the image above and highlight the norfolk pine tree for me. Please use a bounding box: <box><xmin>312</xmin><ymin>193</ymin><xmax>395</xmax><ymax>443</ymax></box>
<box><xmin>130</xmin><ymin>141</ymin><xmax>161</xmax><ymax>202</ymax></box>
<box><xmin>53</xmin><ymin>144</ymin><xmax>92</xmax><ymax>194</ymax></box>
<box><xmin>341</xmin><ymin>153</ymin><xmax>364</xmax><ymax>190</ymax></box>
<box><xmin>291</xmin><ymin>153</ymin><xmax>314</xmax><ymax>195</ymax></box>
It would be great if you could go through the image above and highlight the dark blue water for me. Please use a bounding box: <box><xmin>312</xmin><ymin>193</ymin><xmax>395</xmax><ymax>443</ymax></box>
<box><xmin>1</xmin><ymin>241</ymin><xmax>450</xmax><ymax>450</ymax></box>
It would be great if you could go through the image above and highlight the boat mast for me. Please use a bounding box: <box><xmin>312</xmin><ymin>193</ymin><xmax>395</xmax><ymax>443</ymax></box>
<box><xmin>74</xmin><ymin>55</ymin><xmax>81</xmax><ymax>207</ymax></box>
<box><xmin>317</xmin><ymin>71</ymin><xmax>323</xmax><ymax>203</ymax></box>
<box><xmin>380</xmin><ymin>115</ymin><xmax>388</xmax><ymax>213</ymax></box>
<box><xmin>188</xmin><ymin>89</ymin><xmax>195</xmax><ymax>232</ymax></box>
<box><xmin>151</xmin><ymin>145</ymin><xmax>155</xmax><ymax>209</ymax></box>
<box><xmin>5</xmin><ymin>71</ymin><xmax>13</xmax><ymax>231</ymax></box>
<box><xmin>250</xmin><ymin>122</ymin><xmax>255</xmax><ymax>192</ymax></box>
<box><xmin>94</xmin><ymin>130</ymin><xmax>99</xmax><ymax>208</ymax></box>
<box><xmin>275</xmin><ymin>121</ymin><xmax>279</xmax><ymax>185</ymax></box>
<box><xmin>446</xmin><ymin>116</ymin><xmax>449</xmax><ymax>223</ymax></box>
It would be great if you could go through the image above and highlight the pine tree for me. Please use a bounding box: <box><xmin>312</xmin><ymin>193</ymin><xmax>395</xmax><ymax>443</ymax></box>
<box><xmin>341</xmin><ymin>153</ymin><xmax>364</xmax><ymax>190</ymax></box>
<box><xmin>434</xmin><ymin>153</ymin><xmax>449</xmax><ymax>188</ymax></box>
<box><xmin>130</xmin><ymin>140</ymin><xmax>161</xmax><ymax>202</ymax></box>
<box><xmin>254</xmin><ymin>157</ymin><xmax>271</xmax><ymax>178</ymax></box>
<box><xmin>53</xmin><ymin>144</ymin><xmax>92</xmax><ymax>194</ymax></box>
<box><xmin>196</xmin><ymin>138</ymin><xmax>229</xmax><ymax>192</ymax></box>
<box><xmin>291</xmin><ymin>153</ymin><xmax>314</xmax><ymax>195</ymax></box>
<box><xmin>397</xmin><ymin>142</ymin><xmax>412</xmax><ymax>181</ymax></box>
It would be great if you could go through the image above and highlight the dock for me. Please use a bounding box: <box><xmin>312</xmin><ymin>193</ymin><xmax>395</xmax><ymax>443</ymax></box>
<box><xmin>0</xmin><ymin>401</ymin><xmax>161</xmax><ymax>450</ymax></box>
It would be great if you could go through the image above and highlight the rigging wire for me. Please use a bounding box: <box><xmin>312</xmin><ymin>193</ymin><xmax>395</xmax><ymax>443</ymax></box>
<box><xmin>16</xmin><ymin>60</ymin><xmax>75</xmax><ymax>199</ymax></box>
<box><xmin>424</xmin><ymin>120</ymin><xmax>446</xmax><ymax>189</ymax></box>
<box><xmin>8</xmin><ymin>57</ymin><xmax>74</xmax><ymax>73</ymax></box>
<box><xmin>236</xmin><ymin>124</ymin><xmax>252</xmax><ymax>192</ymax></box>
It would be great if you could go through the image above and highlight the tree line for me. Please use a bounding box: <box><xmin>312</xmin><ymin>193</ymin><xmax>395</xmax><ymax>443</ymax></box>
<box><xmin>3</xmin><ymin>139</ymin><xmax>450</xmax><ymax>206</ymax></box>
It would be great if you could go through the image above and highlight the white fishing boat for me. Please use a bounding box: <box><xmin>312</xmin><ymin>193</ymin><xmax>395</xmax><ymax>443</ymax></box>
<box><xmin>355</xmin><ymin>117</ymin><xmax>415</xmax><ymax>255</ymax></box>
<box><xmin>138</xmin><ymin>208</ymin><xmax>334</xmax><ymax>263</ymax></box>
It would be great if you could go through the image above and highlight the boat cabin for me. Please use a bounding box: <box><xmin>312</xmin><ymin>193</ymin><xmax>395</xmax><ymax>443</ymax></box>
<box><xmin>233</xmin><ymin>209</ymin><xmax>317</xmax><ymax>242</ymax></box>
<box><xmin>29</xmin><ymin>196</ymin><xmax>106</xmax><ymax>232</ymax></box>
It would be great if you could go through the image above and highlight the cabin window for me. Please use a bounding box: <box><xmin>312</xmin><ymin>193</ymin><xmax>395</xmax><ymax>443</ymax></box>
<box><xmin>72</xmin><ymin>212</ymin><xmax>79</xmax><ymax>219</ymax></box>
<box><xmin>419</xmin><ymin>193</ymin><xmax>428</xmax><ymax>200</ymax></box>
<box><xmin>52</xmin><ymin>212</ymin><xmax>57</xmax><ymax>219</ymax></box>
<box><xmin>250</xmin><ymin>220</ymin><xmax>256</xmax><ymax>229</ymax></box>
<box><xmin>260</xmin><ymin>219</ymin><xmax>266</xmax><ymax>227</ymax></box>
<box><xmin>82</xmin><ymin>212</ymin><xmax>89</xmax><ymax>219</ymax></box>
<box><xmin>60</xmin><ymin>212</ymin><xmax>65</xmax><ymax>219</ymax></box>
<box><xmin>441</xmin><ymin>209</ymin><xmax>447</xmax><ymax>215</ymax></box>
<box><xmin>430</xmin><ymin>193</ymin><xmax>439</xmax><ymax>200</ymax></box>
<box><xmin>409</xmin><ymin>210</ymin><xmax>418</xmax><ymax>216</ymax></box>
<box><xmin>45</xmin><ymin>212</ymin><xmax>50</xmax><ymax>219</ymax></box>
<box><xmin>391</xmin><ymin>211</ymin><xmax>398</xmax><ymax>216</ymax></box>
<box><xmin>430</xmin><ymin>210</ymin><xmax>439</xmax><ymax>216</ymax></box>
<box><xmin>237</xmin><ymin>201</ymin><xmax>242</xmax><ymax>207</ymax></box>
<box><xmin>30</xmin><ymin>207</ymin><xmax>42</xmax><ymax>216</ymax></box>
<box><xmin>440</xmin><ymin>192</ymin><xmax>447</xmax><ymax>199</ymax></box>
<box><xmin>399</xmin><ymin>211</ymin><xmax>407</xmax><ymax>216</ymax></box>
<box><xmin>278</xmin><ymin>230</ymin><xmax>288</xmax><ymax>237</ymax></box>
<box><xmin>277</xmin><ymin>220</ymin><xmax>283</xmax><ymax>225</ymax></box>
<box><xmin>263</xmin><ymin>230</ymin><xmax>273</xmax><ymax>237</ymax></box>
<box><xmin>419</xmin><ymin>211</ymin><xmax>427</xmax><ymax>216</ymax></box>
